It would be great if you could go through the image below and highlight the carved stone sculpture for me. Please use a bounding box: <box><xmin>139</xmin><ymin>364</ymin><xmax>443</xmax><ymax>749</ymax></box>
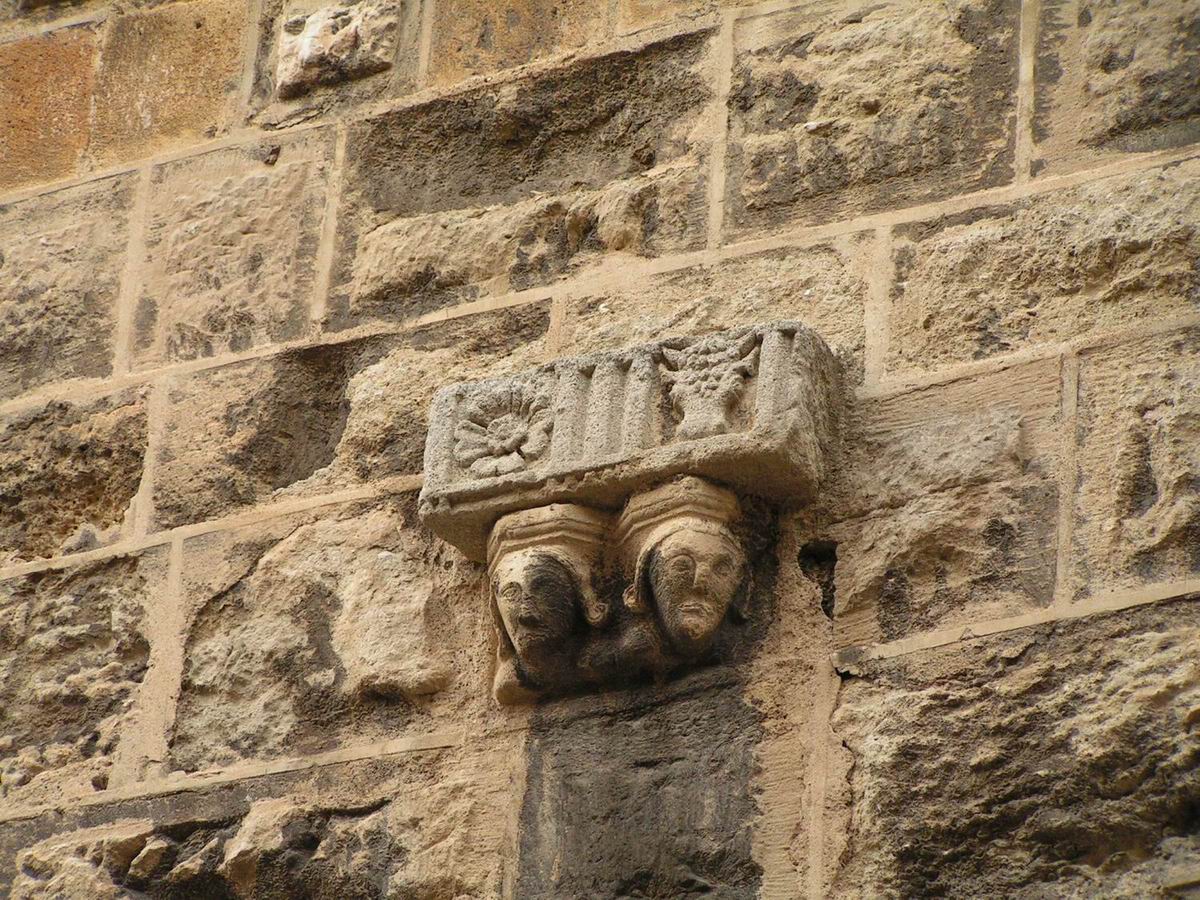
<box><xmin>420</xmin><ymin>321</ymin><xmax>841</xmax><ymax>703</ymax></box>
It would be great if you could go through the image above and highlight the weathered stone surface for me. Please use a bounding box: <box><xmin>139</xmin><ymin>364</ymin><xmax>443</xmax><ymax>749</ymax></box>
<box><xmin>833</xmin><ymin>601</ymin><xmax>1200</xmax><ymax>897</ymax></box>
<box><xmin>1035</xmin><ymin>0</ymin><xmax>1200</xmax><ymax>175</ymax></box>
<box><xmin>333</xmin><ymin>29</ymin><xmax>713</xmax><ymax>327</ymax></box>
<box><xmin>89</xmin><ymin>0</ymin><xmax>246</xmax><ymax>166</ymax></box>
<box><xmin>153</xmin><ymin>304</ymin><xmax>549</xmax><ymax>529</ymax></box>
<box><xmin>429</xmin><ymin>0</ymin><xmax>610</xmax><ymax>85</ymax></box>
<box><xmin>0</xmin><ymin>176</ymin><xmax>134</xmax><ymax>401</ymax></box>
<box><xmin>617</xmin><ymin>0</ymin><xmax>735</xmax><ymax>32</ymax></box>
<box><xmin>0</xmin><ymin>26</ymin><xmax>96</xmax><ymax>191</ymax></box>
<box><xmin>169</xmin><ymin>494</ymin><xmax>484</xmax><ymax>771</ymax></box>
<box><xmin>888</xmin><ymin>159</ymin><xmax>1200</xmax><ymax>376</ymax></box>
<box><xmin>1072</xmin><ymin>327</ymin><xmax>1200</xmax><ymax>599</ymax></box>
<box><xmin>132</xmin><ymin>133</ymin><xmax>333</xmax><ymax>369</ymax></box>
<box><xmin>0</xmin><ymin>550</ymin><xmax>163</xmax><ymax>805</ymax></box>
<box><xmin>727</xmin><ymin>0</ymin><xmax>1017</xmax><ymax>236</ymax></box>
<box><xmin>0</xmin><ymin>390</ymin><xmax>148</xmax><ymax>565</ymax></box>
<box><xmin>1</xmin><ymin>743</ymin><xmax>520</xmax><ymax>897</ymax></box>
<box><xmin>250</xmin><ymin>0</ymin><xmax>421</xmax><ymax>128</ymax></box>
<box><xmin>559</xmin><ymin>237</ymin><xmax>872</xmax><ymax>383</ymax></box>
<box><xmin>518</xmin><ymin>673</ymin><xmax>764</xmax><ymax>897</ymax></box>
<box><xmin>421</xmin><ymin>322</ymin><xmax>841</xmax><ymax>561</ymax></box>
<box><xmin>341</xmin><ymin>165</ymin><xmax>706</xmax><ymax>328</ymax></box>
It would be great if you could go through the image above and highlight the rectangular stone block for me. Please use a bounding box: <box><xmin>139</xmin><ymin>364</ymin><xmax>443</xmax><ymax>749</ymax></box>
<box><xmin>886</xmin><ymin>158</ymin><xmax>1200</xmax><ymax>377</ymax></box>
<box><xmin>422</xmin><ymin>321</ymin><xmax>841</xmax><ymax>560</ymax></box>
<box><xmin>0</xmin><ymin>548</ymin><xmax>166</xmax><ymax>807</ymax></box>
<box><xmin>727</xmin><ymin>0</ymin><xmax>1017</xmax><ymax>237</ymax></box>
<box><xmin>429</xmin><ymin>0</ymin><xmax>610</xmax><ymax>86</ymax></box>
<box><xmin>1072</xmin><ymin>326</ymin><xmax>1200</xmax><ymax>599</ymax></box>
<box><xmin>169</xmin><ymin>492</ymin><xmax>497</xmax><ymax>772</ymax></box>
<box><xmin>0</xmin><ymin>175</ymin><xmax>134</xmax><ymax>402</ymax></box>
<box><xmin>89</xmin><ymin>0</ymin><xmax>246</xmax><ymax>167</ymax></box>
<box><xmin>833</xmin><ymin>600</ymin><xmax>1200</xmax><ymax>897</ymax></box>
<box><xmin>558</xmin><ymin>237</ymin><xmax>873</xmax><ymax>383</ymax></box>
<box><xmin>1034</xmin><ymin>0</ymin><xmax>1200</xmax><ymax>176</ymax></box>
<box><xmin>152</xmin><ymin>304</ymin><xmax>549</xmax><ymax>529</ymax></box>
<box><xmin>332</xmin><ymin>28</ymin><xmax>714</xmax><ymax>328</ymax></box>
<box><xmin>0</xmin><ymin>390</ymin><xmax>148</xmax><ymax>566</ymax></box>
<box><xmin>338</xmin><ymin>164</ymin><xmax>707</xmax><ymax>329</ymax></box>
<box><xmin>249</xmin><ymin>0</ymin><xmax>422</xmax><ymax>129</ymax></box>
<box><xmin>0</xmin><ymin>25</ymin><xmax>96</xmax><ymax>191</ymax></box>
<box><xmin>132</xmin><ymin>132</ymin><xmax>333</xmax><ymax>369</ymax></box>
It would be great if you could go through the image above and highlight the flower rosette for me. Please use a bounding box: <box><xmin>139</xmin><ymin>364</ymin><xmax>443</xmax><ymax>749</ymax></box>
<box><xmin>453</xmin><ymin>383</ymin><xmax>554</xmax><ymax>478</ymax></box>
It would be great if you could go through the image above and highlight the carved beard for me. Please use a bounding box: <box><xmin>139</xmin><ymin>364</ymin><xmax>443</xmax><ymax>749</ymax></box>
<box><xmin>646</xmin><ymin>532</ymin><xmax>744</xmax><ymax>659</ymax></box>
<box><xmin>495</xmin><ymin>554</ymin><xmax>581</xmax><ymax>685</ymax></box>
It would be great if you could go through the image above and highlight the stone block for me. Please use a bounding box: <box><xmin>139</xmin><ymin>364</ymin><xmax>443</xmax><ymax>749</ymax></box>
<box><xmin>429</xmin><ymin>0</ymin><xmax>610</xmax><ymax>85</ymax></box>
<box><xmin>421</xmin><ymin>322</ymin><xmax>842</xmax><ymax>561</ymax></box>
<box><xmin>152</xmin><ymin>304</ymin><xmax>550</xmax><ymax>529</ymax></box>
<box><xmin>132</xmin><ymin>133</ymin><xmax>333</xmax><ymax>369</ymax></box>
<box><xmin>558</xmin><ymin>237</ymin><xmax>872</xmax><ymax>383</ymax></box>
<box><xmin>0</xmin><ymin>390</ymin><xmax>148</xmax><ymax>566</ymax></box>
<box><xmin>338</xmin><ymin>164</ymin><xmax>707</xmax><ymax>328</ymax></box>
<box><xmin>1034</xmin><ymin>0</ymin><xmax>1200</xmax><ymax>176</ymax></box>
<box><xmin>832</xmin><ymin>600</ymin><xmax>1200</xmax><ymax>897</ymax></box>
<box><xmin>1071</xmin><ymin>326</ymin><xmax>1200</xmax><ymax>599</ymax></box>
<box><xmin>617</xmin><ymin>0</ymin><xmax>736</xmax><ymax>32</ymax></box>
<box><xmin>727</xmin><ymin>0</ymin><xmax>1017</xmax><ymax>236</ymax></box>
<box><xmin>89</xmin><ymin>0</ymin><xmax>246</xmax><ymax>167</ymax></box>
<box><xmin>249</xmin><ymin>0</ymin><xmax>422</xmax><ymax>129</ymax></box>
<box><xmin>169</xmin><ymin>494</ymin><xmax>488</xmax><ymax>771</ymax></box>
<box><xmin>0</xmin><ymin>741</ymin><xmax>519</xmax><ymax>897</ymax></box>
<box><xmin>342</xmin><ymin>29</ymin><xmax>713</xmax><ymax>219</ymax></box>
<box><xmin>0</xmin><ymin>26</ymin><xmax>96</xmax><ymax>191</ymax></box>
<box><xmin>0</xmin><ymin>176</ymin><xmax>134</xmax><ymax>402</ymax></box>
<box><xmin>0</xmin><ymin>549</ymin><xmax>165</xmax><ymax>806</ymax></box>
<box><xmin>887</xmin><ymin>159</ymin><xmax>1200</xmax><ymax>376</ymax></box>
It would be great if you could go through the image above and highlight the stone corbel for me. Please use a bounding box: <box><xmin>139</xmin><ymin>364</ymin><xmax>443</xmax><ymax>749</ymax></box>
<box><xmin>419</xmin><ymin>321</ymin><xmax>841</xmax><ymax>704</ymax></box>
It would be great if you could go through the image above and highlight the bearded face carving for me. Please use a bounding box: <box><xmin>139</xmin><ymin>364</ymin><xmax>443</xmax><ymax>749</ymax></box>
<box><xmin>645</xmin><ymin>528</ymin><xmax>746</xmax><ymax>658</ymax></box>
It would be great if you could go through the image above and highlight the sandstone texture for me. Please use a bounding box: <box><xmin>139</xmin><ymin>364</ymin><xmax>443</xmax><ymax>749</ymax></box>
<box><xmin>0</xmin><ymin>26</ymin><xmax>96</xmax><ymax>191</ymax></box>
<box><xmin>0</xmin><ymin>550</ymin><xmax>163</xmax><ymax>805</ymax></box>
<box><xmin>429</xmin><ymin>0</ymin><xmax>610</xmax><ymax>86</ymax></box>
<box><xmin>0</xmin><ymin>391</ymin><xmax>148</xmax><ymax>565</ymax></box>
<box><xmin>1035</xmin><ymin>0</ymin><xmax>1200</xmax><ymax>174</ymax></box>
<box><xmin>1072</xmin><ymin>326</ymin><xmax>1200</xmax><ymax>599</ymax></box>
<box><xmin>89</xmin><ymin>0</ymin><xmax>246</xmax><ymax>166</ymax></box>
<box><xmin>0</xmin><ymin>177</ymin><xmax>133</xmax><ymax>401</ymax></box>
<box><xmin>727</xmin><ymin>0</ymin><xmax>1017</xmax><ymax>236</ymax></box>
<box><xmin>888</xmin><ymin>159</ymin><xmax>1200</xmax><ymax>376</ymax></box>
<box><xmin>834</xmin><ymin>602</ymin><xmax>1200</xmax><ymax>897</ymax></box>
<box><xmin>153</xmin><ymin>304</ymin><xmax>549</xmax><ymax>529</ymax></box>
<box><xmin>332</xmin><ymin>29</ymin><xmax>713</xmax><ymax>327</ymax></box>
<box><xmin>170</xmin><ymin>494</ymin><xmax>484</xmax><ymax>771</ymax></box>
<box><xmin>132</xmin><ymin>133</ymin><xmax>333</xmax><ymax>368</ymax></box>
<box><xmin>618</xmin><ymin>0</ymin><xmax>738</xmax><ymax>32</ymax></box>
<box><xmin>250</xmin><ymin>0</ymin><xmax>421</xmax><ymax>128</ymax></box>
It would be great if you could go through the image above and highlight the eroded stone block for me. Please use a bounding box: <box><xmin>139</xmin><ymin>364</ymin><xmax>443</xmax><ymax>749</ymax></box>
<box><xmin>887</xmin><ymin>159</ymin><xmax>1200</xmax><ymax>376</ymax></box>
<box><xmin>558</xmin><ymin>237</ymin><xmax>872</xmax><ymax>383</ymax></box>
<box><xmin>170</xmin><ymin>495</ymin><xmax>481</xmax><ymax>770</ymax></box>
<box><xmin>0</xmin><ymin>176</ymin><xmax>134</xmax><ymax>402</ymax></box>
<box><xmin>133</xmin><ymin>133</ymin><xmax>333</xmax><ymax>369</ymax></box>
<box><xmin>90</xmin><ymin>0</ymin><xmax>246</xmax><ymax>166</ymax></box>
<box><xmin>0</xmin><ymin>26</ymin><xmax>96</xmax><ymax>191</ymax></box>
<box><xmin>1072</xmin><ymin>327</ymin><xmax>1200</xmax><ymax>599</ymax></box>
<box><xmin>1035</xmin><ymin>0</ymin><xmax>1200</xmax><ymax>175</ymax></box>
<box><xmin>429</xmin><ymin>0</ymin><xmax>610</xmax><ymax>85</ymax></box>
<box><xmin>0</xmin><ymin>549</ymin><xmax>165</xmax><ymax>805</ymax></box>
<box><xmin>617</xmin><ymin>0</ymin><xmax>737</xmax><ymax>32</ymax></box>
<box><xmin>727</xmin><ymin>0</ymin><xmax>1017</xmax><ymax>236</ymax></box>
<box><xmin>152</xmin><ymin>304</ymin><xmax>549</xmax><ymax>530</ymax></box>
<box><xmin>276</xmin><ymin>1</ymin><xmax>396</xmax><ymax>98</ymax></box>
<box><xmin>0</xmin><ymin>391</ymin><xmax>148</xmax><ymax>565</ymax></box>
<box><xmin>833</xmin><ymin>601</ymin><xmax>1200</xmax><ymax>896</ymax></box>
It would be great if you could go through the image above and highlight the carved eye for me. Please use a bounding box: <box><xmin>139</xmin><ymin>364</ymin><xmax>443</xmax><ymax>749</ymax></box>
<box><xmin>713</xmin><ymin>555</ymin><xmax>735</xmax><ymax>578</ymax></box>
<box><xmin>668</xmin><ymin>555</ymin><xmax>695</xmax><ymax>580</ymax></box>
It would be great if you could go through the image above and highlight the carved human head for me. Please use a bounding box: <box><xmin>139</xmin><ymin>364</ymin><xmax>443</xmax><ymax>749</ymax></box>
<box><xmin>490</xmin><ymin>550</ymin><xmax>583</xmax><ymax>666</ymax></box>
<box><xmin>618</xmin><ymin>477</ymin><xmax>749</xmax><ymax>659</ymax></box>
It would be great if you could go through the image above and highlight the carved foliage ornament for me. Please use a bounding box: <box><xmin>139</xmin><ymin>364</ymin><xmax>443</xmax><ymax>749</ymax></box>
<box><xmin>419</xmin><ymin>321</ymin><xmax>841</xmax><ymax>703</ymax></box>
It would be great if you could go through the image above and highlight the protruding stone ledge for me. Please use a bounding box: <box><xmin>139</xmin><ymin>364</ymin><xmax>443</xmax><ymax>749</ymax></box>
<box><xmin>420</xmin><ymin>321</ymin><xmax>841</xmax><ymax>561</ymax></box>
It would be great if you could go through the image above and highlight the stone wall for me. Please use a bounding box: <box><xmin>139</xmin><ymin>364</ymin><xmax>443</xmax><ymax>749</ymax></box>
<box><xmin>1</xmin><ymin>0</ymin><xmax>1197</xmax><ymax>896</ymax></box>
